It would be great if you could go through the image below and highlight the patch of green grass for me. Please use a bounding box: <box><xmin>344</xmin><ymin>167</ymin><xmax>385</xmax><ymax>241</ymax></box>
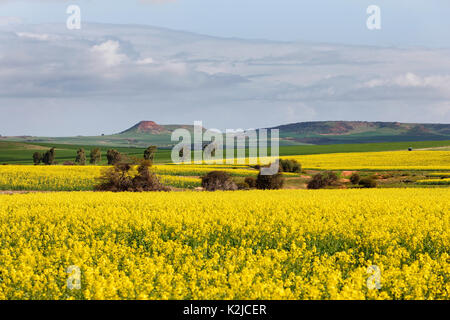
<box><xmin>278</xmin><ymin>140</ymin><xmax>450</xmax><ymax>156</ymax></box>
<box><xmin>0</xmin><ymin>141</ymin><xmax>174</xmax><ymax>165</ymax></box>
<box><xmin>1</xmin><ymin>139</ymin><xmax>450</xmax><ymax>165</ymax></box>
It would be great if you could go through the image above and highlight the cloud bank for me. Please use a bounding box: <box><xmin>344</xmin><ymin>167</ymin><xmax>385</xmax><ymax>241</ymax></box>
<box><xmin>0</xmin><ymin>22</ymin><xmax>449</xmax><ymax>136</ymax></box>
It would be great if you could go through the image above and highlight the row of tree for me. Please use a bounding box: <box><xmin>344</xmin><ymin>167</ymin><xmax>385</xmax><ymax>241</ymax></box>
<box><xmin>32</xmin><ymin>145</ymin><xmax>158</xmax><ymax>165</ymax></box>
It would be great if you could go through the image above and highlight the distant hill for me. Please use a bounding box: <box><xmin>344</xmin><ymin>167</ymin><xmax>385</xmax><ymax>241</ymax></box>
<box><xmin>2</xmin><ymin>120</ymin><xmax>450</xmax><ymax>147</ymax></box>
<box><xmin>268</xmin><ymin>121</ymin><xmax>450</xmax><ymax>145</ymax></box>
<box><xmin>119</xmin><ymin>121</ymin><xmax>201</xmax><ymax>136</ymax></box>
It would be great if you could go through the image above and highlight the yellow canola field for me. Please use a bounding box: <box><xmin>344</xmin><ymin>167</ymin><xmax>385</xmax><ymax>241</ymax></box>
<box><xmin>0</xmin><ymin>189</ymin><xmax>449</xmax><ymax>300</ymax></box>
<box><xmin>0</xmin><ymin>164</ymin><xmax>299</xmax><ymax>191</ymax></box>
<box><xmin>417</xmin><ymin>178</ymin><xmax>450</xmax><ymax>185</ymax></box>
<box><xmin>429</xmin><ymin>173</ymin><xmax>450</xmax><ymax>177</ymax></box>
<box><xmin>0</xmin><ymin>165</ymin><xmax>207</xmax><ymax>190</ymax></box>
<box><xmin>285</xmin><ymin>151</ymin><xmax>450</xmax><ymax>170</ymax></box>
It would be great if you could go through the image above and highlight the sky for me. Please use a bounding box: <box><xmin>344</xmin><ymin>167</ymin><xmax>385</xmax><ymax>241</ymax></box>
<box><xmin>0</xmin><ymin>0</ymin><xmax>449</xmax><ymax>136</ymax></box>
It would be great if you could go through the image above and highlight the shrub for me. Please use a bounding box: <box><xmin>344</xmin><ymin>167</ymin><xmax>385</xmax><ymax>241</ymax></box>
<box><xmin>307</xmin><ymin>171</ymin><xmax>339</xmax><ymax>189</ymax></box>
<box><xmin>201</xmin><ymin>171</ymin><xmax>238</xmax><ymax>191</ymax></box>
<box><xmin>131</xmin><ymin>161</ymin><xmax>170</xmax><ymax>192</ymax></box>
<box><xmin>63</xmin><ymin>161</ymin><xmax>75</xmax><ymax>166</ymax></box>
<box><xmin>236</xmin><ymin>182</ymin><xmax>250</xmax><ymax>190</ymax></box>
<box><xmin>256</xmin><ymin>172</ymin><xmax>285</xmax><ymax>190</ymax></box>
<box><xmin>359</xmin><ymin>178</ymin><xmax>377</xmax><ymax>188</ymax></box>
<box><xmin>307</xmin><ymin>174</ymin><xmax>327</xmax><ymax>189</ymax></box>
<box><xmin>244</xmin><ymin>177</ymin><xmax>257</xmax><ymax>188</ymax></box>
<box><xmin>350</xmin><ymin>173</ymin><xmax>360</xmax><ymax>185</ymax></box>
<box><xmin>95</xmin><ymin>160</ymin><xmax>169</xmax><ymax>192</ymax></box>
<box><xmin>279</xmin><ymin>159</ymin><xmax>302</xmax><ymax>173</ymax></box>
<box><xmin>322</xmin><ymin>171</ymin><xmax>339</xmax><ymax>185</ymax></box>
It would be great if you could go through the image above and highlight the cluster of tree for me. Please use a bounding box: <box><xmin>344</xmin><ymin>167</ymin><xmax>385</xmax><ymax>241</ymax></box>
<box><xmin>94</xmin><ymin>160</ymin><xmax>169</xmax><ymax>192</ymax></box>
<box><xmin>33</xmin><ymin>148</ymin><xmax>55</xmax><ymax>165</ymax></box>
<box><xmin>32</xmin><ymin>145</ymin><xmax>159</xmax><ymax>166</ymax></box>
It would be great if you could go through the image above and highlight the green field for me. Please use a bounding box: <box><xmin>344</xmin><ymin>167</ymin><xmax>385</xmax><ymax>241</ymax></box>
<box><xmin>1</xmin><ymin>140</ymin><xmax>450</xmax><ymax>165</ymax></box>
<box><xmin>0</xmin><ymin>142</ymin><xmax>170</xmax><ymax>165</ymax></box>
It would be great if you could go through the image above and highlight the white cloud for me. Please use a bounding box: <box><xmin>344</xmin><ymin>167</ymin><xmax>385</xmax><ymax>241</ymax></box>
<box><xmin>16</xmin><ymin>32</ymin><xmax>55</xmax><ymax>41</ymax></box>
<box><xmin>90</xmin><ymin>40</ymin><xmax>128</xmax><ymax>67</ymax></box>
<box><xmin>1</xmin><ymin>22</ymin><xmax>450</xmax><ymax>135</ymax></box>
<box><xmin>362</xmin><ymin>72</ymin><xmax>450</xmax><ymax>94</ymax></box>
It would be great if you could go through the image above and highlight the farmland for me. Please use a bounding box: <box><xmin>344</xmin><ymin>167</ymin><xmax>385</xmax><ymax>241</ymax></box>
<box><xmin>0</xmin><ymin>142</ymin><xmax>449</xmax><ymax>300</ymax></box>
<box><xmin>2</xmin><ymin>140</ymin><xmax>450</xmax><ymax>165</ymax></box>
<box><xmin>0</xmin><ymin>189</ymin><xmax>448</xmax><ymax>300</ymax></box>
<box><xmin>285</xmin><ymin>151</ymin><xmax>450</xmax><ymax>171</ymax></box>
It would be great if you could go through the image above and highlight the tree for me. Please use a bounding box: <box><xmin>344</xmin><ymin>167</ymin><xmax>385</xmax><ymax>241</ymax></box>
<box><xmin>106</xmin><ymin>149</ymin><xmax>122</xmax><ymax>165</ymax></box>
<box><xmin>32</xmin><ymin>152</ymin><xmax>42</xmax><ymax>165</ymax></box>
<box><xmin>75</xmin><ymin>148</ymin><xmax>86</xmax><ymax>165</ymax></box>
<box><xmin>90</xmin><ymin>148</ymin><xmax>102</xmax><ymax>165</ymax></box>
<box><xmin>144</xmin><ymin>145</ymin><xmax>157</xmax><ymax>162</ymax></box>
<box><xmin>42</xmin><ymin>148</ymin><xmax>55</xmax><ymax>165</ymax></box>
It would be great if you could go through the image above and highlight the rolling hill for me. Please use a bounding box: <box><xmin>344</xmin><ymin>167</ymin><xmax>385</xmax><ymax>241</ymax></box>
<box><xmin>1</xmin><ymin>121</ymin><xmax>450</xmax><ymax>148</ymax></box>
<box><xmin>270</xmin><ymin>121</ymin><xmax>450</xmax><ymax>145</ymax></box>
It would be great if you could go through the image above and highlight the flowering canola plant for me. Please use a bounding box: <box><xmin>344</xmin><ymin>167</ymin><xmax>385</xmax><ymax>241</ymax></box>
<box><xmin>0</xmin><ymin>165</ymin><xmax>300</xmax><ymax>191</ymax></box>
<box><xmin>0</xmin><ymin>165</ymin><xmax>205</xmax><ymax>190</ymax></box>
<box><xmin>285</xmin><ymin>151</ymin><xmax>450</xmax><ymax>170</ymax></box>
<box><xmin>0</xmin><ymin>189</ymin><xmax>449</xmax><ymax>300</ymax></box>
<box><xmin>417</xmin><ymin>178</ymin><xmax>450</xmax><ymax>185</ymax></box>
